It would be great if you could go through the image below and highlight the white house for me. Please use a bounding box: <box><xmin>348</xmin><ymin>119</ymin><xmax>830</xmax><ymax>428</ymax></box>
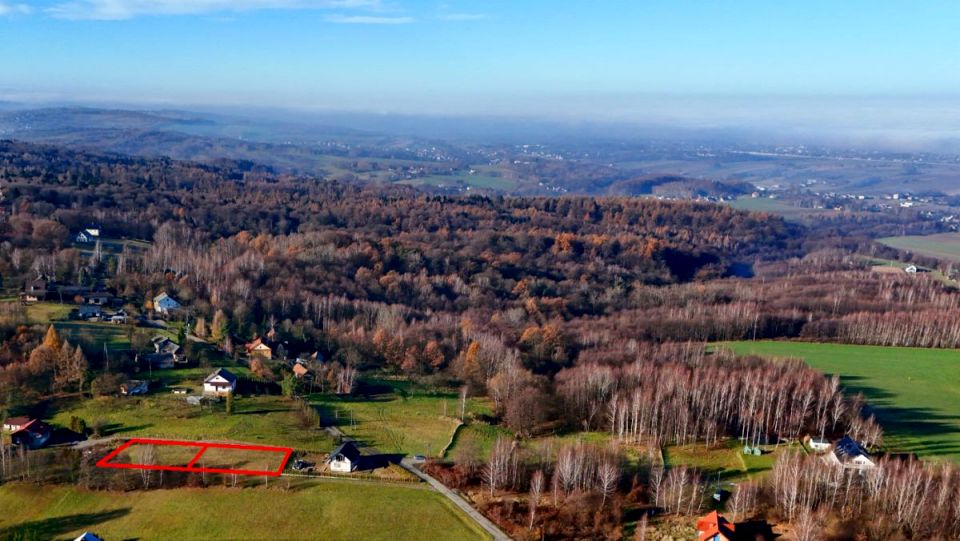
<box><xmin>153</xmin><ymin>292</ymin><xmax>182</xmax><ymax>315</ymax></box>
<box><xmin>328</xmin><ymin>441</ymin><xmax>361</xmax><ymax>473</ymax></box>
<box><xmin>826</xmin><ymin>436</ymin><xmax>876</xmax><ymax>470</ymax></box>
<box><xmin>808</xmin><ymin>438</ymin><xmax>831</xmax><ymax>452</ymax></box>
<box><xmin>76</xmin><ymin>229</ymin><xmax>100</xmax><ymax>243</ymax></box>
<box><xmin>905</xmin><ymin>265</ymin><xmax>918</xmax><ymax>274</ymax></box>
<box><xmin>203</xmin><ymin>368</ymin><xmax>237</xmax><ymax>396</ymax></box>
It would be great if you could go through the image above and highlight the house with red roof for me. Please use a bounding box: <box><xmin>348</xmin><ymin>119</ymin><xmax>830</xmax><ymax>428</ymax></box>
<box><xmin>245</xmin><ymin>337</ymin><xmax>273</xmax><ymax>361</ymax></box>
<box><xmin>2</xmin><ymin>416</ymin><xmax>34</xmax><ymax>432</ymax></box>
<box><xmin>4</xmin><ymin>418</ymin><xmax>52</xmax><ymax>449</ymax></box>
<box><xmin>696</xmin><ymin>511</ymin><xmax>736</xmax><ymax>541</ymax></box>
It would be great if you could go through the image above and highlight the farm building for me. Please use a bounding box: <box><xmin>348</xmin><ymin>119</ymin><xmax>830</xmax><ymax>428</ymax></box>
<box><xmin>203</xmin><ymin>368</ymin><xmax>237</xmax><ymax>396</ymax></box>
<box><xmin>695</xmin><ymin>511</ymin><xmax>736</xmax><ymax>541</ymax></box>
<box><xmin>153</xmin><ymin>292</ymin><xmax>182</xmax><ymax>315</ymax></box>
<box><xmin>826</xmin><ymin>436</ymin><xmax>876</xmax><ymax>470</ymax></box>
<box><xmin>328</xmin><ymin>441</ymin><xmax>361</xmax><ymax>473</ymax></box>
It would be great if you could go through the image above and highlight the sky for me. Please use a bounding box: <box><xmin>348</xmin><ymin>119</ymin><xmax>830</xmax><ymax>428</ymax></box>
<box><xmin>1</xmin><ymin>0</ymin><xmax>959</xmax><ymax>137</ymax></box>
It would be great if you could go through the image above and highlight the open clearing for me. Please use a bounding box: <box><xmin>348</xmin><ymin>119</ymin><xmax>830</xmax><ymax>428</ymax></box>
<box><xmin>310</xmin><ymin>378</ymin><xmax>489</xmax><ymax>457</ymax></box>
<box><xmin>715</xmin><ymin>341</ymin><xmax>960</xmax><ymax>461</ymax></box>
<box><xmin>879</xmin><ymin>232</ymin><xmax>960</xmax><ymax>263</ymax></box>
<box><xmin>0</xmin><ymin>481</ymin><xmax>490</xmax><ymax>541</ymax></box>
<box><xmin>50</xmin><ymin>367</ymin><xmax>334</xmax><ymax>452</ymax></box>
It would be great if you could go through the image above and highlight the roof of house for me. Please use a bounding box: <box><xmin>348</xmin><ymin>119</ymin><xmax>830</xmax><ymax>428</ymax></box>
<box><xmin>834</xmin><ymin>436</ymin><xmax>870</xmax><ymax>460</ymax></box>
<box><xmin>154</xmin><ymin>292</ymin><xmax>180</xmax><ymax>306</ymax></box>
<box><xmin>293</xmin><ymin>363</ymin><xmax>309</xmax><ymax>376</ymax></box>
<box><xmin>245</xmin><ymin>337</ymin><xmax>273</xmax><ymax>352</ymax></box>
<box><xmin>13</xmin><ymin>419</ymin><xmax>51</xmax><ymax>436</ymax></box>
<box><xmin>3</xmin><ymin>416</ymin><xmax>33</xmax><ymax>427</ymax></box>
<box><xmin>696</xmin><ymin>511</ymin><xmax>736</xmax><ymax>541</ymax></box>
<box><xmin>141</xmin><ymin>352</ymin><xmax>176</xmax><ymax>366</ymax></box>
<box><xmin>205</xmin><ymin>368</ymin><xmax>237</xmax><ymax>384</ymax></box>
<box><xmin>74</xmin><ymin>532</ymin><xmax>103</xmax><ymax>541</ymax></box>
<box><xmin>329</xmin><ymin>441</ymin><xmax>361</xmax><ymax>463</ymax></box>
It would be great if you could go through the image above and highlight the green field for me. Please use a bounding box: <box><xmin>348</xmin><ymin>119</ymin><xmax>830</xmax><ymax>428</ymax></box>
<box><xmin>0</xmin><ymin>481</ymin><xmax>489</xmax><ymax>541</ymax></box>
<box><xmin>19</xmin><ymin>301</ymin><xmax>169</xmax><ymax>353</ymax></box>
<box><xmin>726</xmin><ymin>197</ymin><xmax>837</xmax><ymax>222</ymax></box>
<box><xmin>310</xmin><ymin>379</ymin><xmax>487</xmax><ymax>457</ymax></box>
<box><xmin>879</xmin><ymin>232</ymin><xmax>960</xmax><ymax>263</ymax></box>
<box><xmin>49</xmin><ymin>367</ymin><xmax>334</xmax><ymax>451</ymax></box>
<box><xmin>716</xmin><ymin>341</ymin><xmax>960</xmax><ymax>461</ymax></box>
<box><xmin>663</xmin><ymin>440</ymin><xmax>785</xmax><ymax>482</ymax></box>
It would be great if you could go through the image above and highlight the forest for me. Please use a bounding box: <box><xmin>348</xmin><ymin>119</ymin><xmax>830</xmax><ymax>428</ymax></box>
<box><xmin>3</xmin><ymin>139</ymin><xmax>960</xmax><ymax>540</ymax></box>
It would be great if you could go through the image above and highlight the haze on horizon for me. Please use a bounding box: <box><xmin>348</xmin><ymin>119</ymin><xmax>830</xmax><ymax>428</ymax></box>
<box><xmin>1</xmin><ymin>0</ymin><xmax>959</xmax><ymax>149</ymax></box>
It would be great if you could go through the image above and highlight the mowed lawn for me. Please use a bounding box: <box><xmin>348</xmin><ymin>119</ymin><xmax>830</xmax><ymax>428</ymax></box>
<box><xmin>0</xmin><ymin>481</ymin><xmax>490</xmax><ymax>541</ymax></box>
<box><xmin>663</xmin><ymin>440</ymin><xmax>786</xmax><ymax>482</ymax></box>
<box><xmin>879</xmin><ymin>232</ymin><xmax>960</xmax><ymax>262</ymax></box>
<box><xmin>310</xmin><ymin>379</ymin><xmax>488</xmax><ymax>457</ymax></box>
<box><xmin>716</xmin><ymin>341</ymin><xmax>960</xmax><ymax>461</ymax></box>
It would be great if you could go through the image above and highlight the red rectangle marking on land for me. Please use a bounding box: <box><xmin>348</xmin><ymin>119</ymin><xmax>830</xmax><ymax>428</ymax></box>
<box><xmin>96</xmin><ymin>438</ymin><xmax>293</xmax><ymax>477</ymax></box>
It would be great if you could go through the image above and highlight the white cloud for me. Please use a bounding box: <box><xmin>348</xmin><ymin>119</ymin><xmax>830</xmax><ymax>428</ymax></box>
<box><xmin>437</xmin><ymin>12</ymin><xmax>485</xmax><ymax>21</ymax></box>
<box><xmin>325</xmin><ymin>13</ymin><xmax>413</xmax><ymax>24</ymax></box>
<box><xmin>47</xmin><ymin>0</ymin><xmax>381</xmax><ymax>20</ymax></box>
<box><xmin>0</xmin><ymin>2</ymin><xmax>32</xmax><ymax>15</ymax></box>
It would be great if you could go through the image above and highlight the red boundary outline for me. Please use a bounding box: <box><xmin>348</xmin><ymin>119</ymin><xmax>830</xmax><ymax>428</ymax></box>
<box><xmin>96</xmin><ymin>438</ymin><xmax>293</xmax><ymax>477</ymax></box>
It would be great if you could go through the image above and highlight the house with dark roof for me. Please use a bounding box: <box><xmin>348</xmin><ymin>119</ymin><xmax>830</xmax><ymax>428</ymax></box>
<box><xmin>696</xmin><ymin>511</ymin><xmax>736</xmax><ymax>541</ymax></box>
<box><xmin>826</xmin><ymin>436</ymin><xmax>876</xmax><ymax>470</ymax></box>
<box><xmin>328</xmin><ymin>441</ymin><xmax>361</xmax><ymax>473</ymax></box>
<box><xmin>203</xmin><ymin>368</ymin><xmax>237</xmax><ymax>396</ymax></box>
<box><xmin>153</xmin><ymin>292</ymin><xmax>181</xmax><ymax>315</ymax></box>
<box><xmin>120</xmin><ymin>380</ymin><xmax>149</xmax><ymax>396</ymax></box>
<box><xmin>140</xmin><ymin>336</ymin><xmax>184</xmax><ymax>369</ymax></box>
<box><xmin>10</xmin><ymin>419</ymin><xmax>52</xmax><ymax>449</ymax></box>
<box><xmin>76</xmin><ymin>305</ymin><xmax>103</xmax><ymax>320</ymax></box>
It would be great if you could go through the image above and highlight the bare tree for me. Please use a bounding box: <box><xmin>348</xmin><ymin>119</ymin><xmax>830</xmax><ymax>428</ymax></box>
<box><xmin>483</xmin><ymin>436</ymin><xmax>514</xmax><ymax>496</ymax></box>
<box><xmin>598</xmin><ymin>459</ymin><xmax>620</xmax><ymax>508</ymax></box>
<box><xmin>793</xmin><ymin>506</ymin><xmax>824</xmax><ymax>541</ymax></box>
<box><xmin>138</xmin><ymin>444</ymin><xmax>157</xmax><ymax>489</ymax></box>
<box><xmin>528</xmin><ymin>469</ymin><xmax>544</xmax><ymax>529</ymax></box>
<box><xmin>729</xmin><ymin>482</ymin><xmax>758</xmax><ymax>523</ymax></box>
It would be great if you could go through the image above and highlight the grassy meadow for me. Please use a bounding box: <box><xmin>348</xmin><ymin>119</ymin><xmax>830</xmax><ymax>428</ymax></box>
<box><xmin>0</xmin><ymin>481</ymin><xmax>490</xmax><ymax>541</ymax></box>
<box><xmin>49</xmin><ymin>367</ymin><xmax>334</xmax><ymax>452</ymax></box>
<box><xmin>716</xmin><ymin>341</ymin><xmax>960</xmax><ymax>461</ymax></box>
<box><xmin>309</xmin><ymin>378</ymin><xmax>489</xmax><ymax>457</ymax></box>
<box><xmin>878</xmin><ymin>232</ymin><xmax>960</xmax><ymax>262</ymax></box>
